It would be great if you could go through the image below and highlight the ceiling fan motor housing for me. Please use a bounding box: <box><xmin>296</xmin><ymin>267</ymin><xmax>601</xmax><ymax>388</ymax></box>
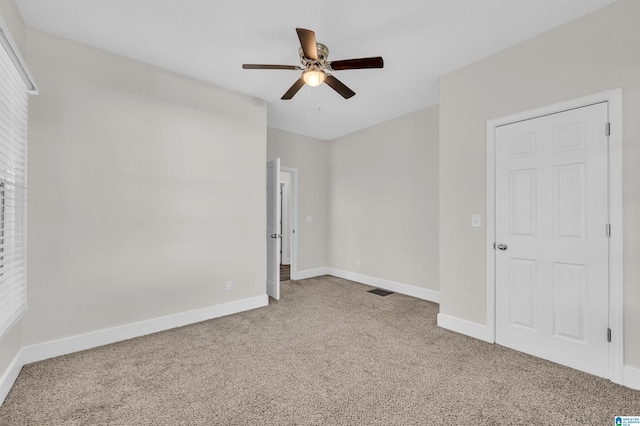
<box><xmin>299</xmin><ymin>43</ymin><xmax>329</xmax><ymax>69</ymax></box>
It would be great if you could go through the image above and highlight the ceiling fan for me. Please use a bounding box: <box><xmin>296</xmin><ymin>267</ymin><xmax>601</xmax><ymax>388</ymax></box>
<box><xmin>242</xmin><ymin>28</ymin><xmax>384</xmax><ymax>100</ymax></box>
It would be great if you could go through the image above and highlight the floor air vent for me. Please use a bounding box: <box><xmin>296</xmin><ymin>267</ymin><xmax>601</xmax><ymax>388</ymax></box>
<box><xmin>368</xmin><ymin>288</ymin><xmax>394</xmax><ymax>297</ymax></box>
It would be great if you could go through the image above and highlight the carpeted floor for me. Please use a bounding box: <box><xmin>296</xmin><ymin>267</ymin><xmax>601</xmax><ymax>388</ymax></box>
<box><xmin>1</xmin><ymin>276</ymin><xmax>639</xmax><ymax>425</ymax></box>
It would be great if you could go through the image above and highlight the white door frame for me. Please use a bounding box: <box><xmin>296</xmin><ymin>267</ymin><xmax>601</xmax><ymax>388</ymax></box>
<box><xmin>486</xmin><ymin>89</ymin><xmax>623</xmax><ymax>384</ymax></box>
<box><xmin>280</xmin><ymin>180</ymin><xmax>288</xmax><ymax>264</ymax></box>
<box><xmin>281</xmin><ymin>167</ymin><xmax>299</xmax><ymax>280</ymax></box>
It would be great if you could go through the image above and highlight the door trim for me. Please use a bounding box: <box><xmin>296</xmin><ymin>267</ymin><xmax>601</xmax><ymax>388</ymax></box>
<box><xmin>280</xmin><ymin>181</ymin><xmax>289</xmax><ymax>264</ymax></box>
<box><xmin>485</xmin><ymin>89</ymin><xmax>623</xmax><ymax>384</ymax></box>
<box><xmin>281</xmin><ymin>167</ymin><xmax>299</xmax><ymax>280</ymax></box>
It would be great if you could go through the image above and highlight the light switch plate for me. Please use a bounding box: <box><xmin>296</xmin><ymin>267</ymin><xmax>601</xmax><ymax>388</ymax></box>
<box><xmin>471</xmin><ymin>213</ymin><xmax>482</xmax><ymax>227</ymax></box>
<box><xmin>306</xmin><ymin>215</ymin><xmax>313</xmax><ymax>222</ymax></box>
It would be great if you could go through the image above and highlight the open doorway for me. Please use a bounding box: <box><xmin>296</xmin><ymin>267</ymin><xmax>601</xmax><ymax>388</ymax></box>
<box><xmin>280</xmin><ymin>167</ymin><xmax>298</xmax><ymax>282</ymax></box>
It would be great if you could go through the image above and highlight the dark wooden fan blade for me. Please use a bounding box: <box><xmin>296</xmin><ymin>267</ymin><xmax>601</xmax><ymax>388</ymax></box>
<box><xmin>328</xmin><ymin>57</ymin><xmax>384</xmax><ymax>71</ymax></box>
<box><xmin>242</xmin><ymin>64</ymin><xmax>301</xmax><ymax>70</ymax></box>
<box><xmin>281</xmin><ymin>78</ymin><xmax>305</xmax><ymax>100</ymax></box>
<box><xmin>324</xmin><ymin>75</ymin><xmax>355</xmax><ymax>99</ymax></box>
<box><xmin>296</xmin><ymin>28</ymin><xmax>318</xmax><ymax>61</ymax></box>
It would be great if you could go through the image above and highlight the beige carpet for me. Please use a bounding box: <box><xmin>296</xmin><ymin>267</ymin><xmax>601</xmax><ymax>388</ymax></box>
<box><xmin>1</xmin><ymin>276</ymin><xmax>639</xmax><ymax>425</ymax></box>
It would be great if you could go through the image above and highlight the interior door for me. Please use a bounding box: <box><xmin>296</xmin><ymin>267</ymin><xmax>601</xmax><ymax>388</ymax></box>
<box><xmin>495</xmin><ymin>102</ymin><xmax>610</xmax><ymax>378</ymax></box>
<box><xmin>266</xmin><ymin>158</ymin><xmax>281</xmax><ymax>300</ymax></box>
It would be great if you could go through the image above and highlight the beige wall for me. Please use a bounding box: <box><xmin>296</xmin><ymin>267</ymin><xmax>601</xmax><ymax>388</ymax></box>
<box><xmin>329</xmin><ymin>107</ymin><xmax>439</xmax><ymax>291</ymax></box>
<box><xmin>22</xmin><ymin>29</ymin><xmax>267</xmax><ymax>346</ymax></box>
<box><xmin>439</xmin><ymin>0</ymin><xmax>640</xmax><ymax>366</ymax></box>
<box><xmin>267</xmin><ymin>128</ymin><xmax>329</xmax><ymax>272</ymax></box>
<box><xmin>0</xmin><ymin>0</ymin><xmax>26</xmax><ymax>384</ymax></box>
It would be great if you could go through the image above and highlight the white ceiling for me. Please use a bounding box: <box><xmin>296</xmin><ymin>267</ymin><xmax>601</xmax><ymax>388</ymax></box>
<box><xmin>15</xmin><ymin>0</ymin><xmax>617</xmax><ymax>140</ymax></box>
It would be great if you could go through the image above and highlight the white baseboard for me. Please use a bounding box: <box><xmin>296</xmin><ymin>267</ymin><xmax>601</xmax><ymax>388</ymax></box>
<box><xmin>3</xmin><ymin>292</ymin><xmax>639</xmax><ymax>407</ymax></box>
<box><xmin>624</xmin><ymin>364</ymin><xmax>640</xmax><ymax>391</ymax></box>
<box><xmin>20</xmin><ymin>295</ymin><xmax>268</xmax><ymax>365</ymax></box>
<box><xmin>437</xmin><ymin>315</ymin><xmax>640</xmax><ymax>390</ymax></box>
<box><xmin>294</xmin><ymin>267</ymin><xmax>330</xmax><ymax>280</ymax></box>
<box><xmin>0</xmin><ymin>295</ymin><xmax>268</xmax><ymax>406</ymax></box>
<box><xmin>0</xmin><ymin>351</ymin><xmax>24</xmax><ymax>407</ymax></box>
<box><xmin>327</xmin><ymin>268</ymin><xmax>440</xmax><ymax>303</ymax></box>
<box><xmin>437</xmin><ymin>313</ymin><xmax>493</xmax><ymax>343</ymax></box>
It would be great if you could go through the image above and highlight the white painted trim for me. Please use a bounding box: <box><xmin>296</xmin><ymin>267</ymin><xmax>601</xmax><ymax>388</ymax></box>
<box><xmin>436</xmin><ymin>313</ymin><xmax>493</xmax><ymax>343</ymax></box>
<box><xmin>295</xmin><ymin>267</ymin><xmax>330</xmax><ymax>280</ymax></box>
<box><xmin>0</xmin><ymin>295</ymin><xmax>267</xmax><ymax>407</ymax></box>
<box><xmin>623</xmin><ymin>365</ymin><xmax>640</xmax><ymax>391</ymax></box>
<box><xmin>486</xmin><ymin>89</ymin><xmax>624</xmax><ymax>384</ymax></box>
<box><xmin>0</xmin><ymin>15</ymin><xmax>37</xmax><ymax>93</ymax></box>
<box><xmin>607</xmin><ymin>91</ymin><xmax>624</xmax><ymax>385</ymax></box>
<box><xmin>280</xmin><ymin>180</ymin><xmax>289</xmax><ymax>264</ymax></box>
<box><xmin>0</xmin><ymin>351</ymin><xmax>23</xmax><ymax>406</ymax></box>
<box><xmin>485</xmin><ymin>119</ymin><xmax>497</xmax><ymax>344</ymax></box>
<box><xmin>294</xmin><ymin>267</ymin><xmax>440</xmax><ymax>303</ymax></box>
<box><xmin>281</xmin><ymin>167</ymin><xmax>298</xmax><ymax>281</ymax></box>
<box><xmin>328</xmin><ymin>268</ymin><xmax>440</xmax><ymax>303</ymax></box>
<box><xmin>19</xmin><ymin>295</ymin><xmax>268</xmax><ymax>365</ymax></box>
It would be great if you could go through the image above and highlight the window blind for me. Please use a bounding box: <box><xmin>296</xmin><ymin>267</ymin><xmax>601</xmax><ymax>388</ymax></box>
<box><xmin>0</xmin><ymin>37</ymin><xmax>28</xmax><ymax>339</ymax></box>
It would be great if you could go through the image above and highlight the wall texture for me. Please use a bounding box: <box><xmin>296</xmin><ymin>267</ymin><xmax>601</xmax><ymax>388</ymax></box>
<box><xmin>329</xmin><ymin>106</ymin><xmax>439</xmax><ymax>291</ymax></box>
<box><xmin>439</xmin><ymin>0</ymin><xmax>640</xmax><ymax>367</ymax></box>
<box><xmin>267</xmin><ymin>128</ymin><xmax>329</xmax><ymax>274</ymax></box>
<box><xmin>22</xmin><ymin>28</ymin><xmax>267</xmax><ymax>346</ymax></box>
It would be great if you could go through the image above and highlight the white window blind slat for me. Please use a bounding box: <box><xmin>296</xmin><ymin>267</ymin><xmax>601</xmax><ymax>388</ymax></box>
<box><xmin>0</xmin><ymin>80</ymin><xmax>10</xmax><ymax>98</ymax></box>
<box><xmin>0</xmin><ymin>35</ymin><xmax>28</xmax><ymax>339</ymax></box>
<box><xmin>0</xmin><ymin>99</ymin><xmax>10</xmax><ymax>119</ymax></box>
<box><xmin>0</xmin><ymin>113</ymin><xmax>11</xmax><ymax>134</ymax></box>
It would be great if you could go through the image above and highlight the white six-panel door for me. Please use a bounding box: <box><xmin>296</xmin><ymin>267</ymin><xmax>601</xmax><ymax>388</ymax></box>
<box><xmin>495</xmin><ymin>102</ymin><xmax>610</xmax><ymax>378</ymax></box>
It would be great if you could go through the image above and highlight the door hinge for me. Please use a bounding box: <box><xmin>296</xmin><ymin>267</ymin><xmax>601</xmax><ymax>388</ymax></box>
<box><xmin>606</xmin><ymin>224</ymin><xmax>611</xmax><ymax>237</ymax></box>
<box><xmin>606</xmin><ymin>122</ymin><xmax>611</xmax><ymax>136</ymax></box>
<box><xmin>493</xmin><ymin>242</ymin><xmax>496</xmax><ymax>250</ymax></box>
<box><xmin>607</xmin><ymin>328</ymin><xmax>612</xmax><ymax>342</ymax></box>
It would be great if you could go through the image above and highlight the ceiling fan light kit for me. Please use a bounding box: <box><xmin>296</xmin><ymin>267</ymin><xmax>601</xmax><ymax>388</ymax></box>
<box><xmin>302</xmin><ymin>68</ymin><xmax>325</xmax><ymax>87</ymax></box>
<box><xmin>242</xmin><ymin>28</ymin><xmax>383</xmax><ymax>100</ymax></box>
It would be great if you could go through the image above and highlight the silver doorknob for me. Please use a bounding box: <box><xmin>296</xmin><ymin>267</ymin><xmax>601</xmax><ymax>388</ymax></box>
<box><xmin>497</xmin><ymin>244</ymin><xmax>508</xmax><ymax>251</ymax></box>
